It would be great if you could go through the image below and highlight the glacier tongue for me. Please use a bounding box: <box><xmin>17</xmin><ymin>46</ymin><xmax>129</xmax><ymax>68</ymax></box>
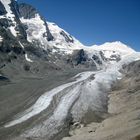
<box><xmin>4</xmin><ymin>52</ymin><xmax>140</xmax><ymax>139</ymax></box>
<box><xmin>21</xmin><ymin>53</ymin><xmax>140</xmax><ymax>139</ymax></box>
<box><xmin>4</xmin><ymin>71</ymin><xmax>95</xmax><ymax>128</ymax></box>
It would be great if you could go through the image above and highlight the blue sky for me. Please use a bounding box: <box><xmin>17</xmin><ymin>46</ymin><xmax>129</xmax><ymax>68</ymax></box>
<box><xmin>18</xmin><ymin>0</ymin><xmax>140</xmax><ymax>51</ymax></box>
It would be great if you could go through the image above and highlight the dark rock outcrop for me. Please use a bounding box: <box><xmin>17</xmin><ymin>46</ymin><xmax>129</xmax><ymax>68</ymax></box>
<box><xmin>60</xmin><ymin>30</ymin><xmax>74</xmax><ymax>43</ymax></box>
<box><xmin>0</xmin><ymin>1</ymin><xmax>7</xmax><ymax>15</ymax></box>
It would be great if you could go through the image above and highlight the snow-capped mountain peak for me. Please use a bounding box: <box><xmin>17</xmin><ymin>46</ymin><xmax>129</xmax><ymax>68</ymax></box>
<box><xmin>91</xmin><ymin>41</ymin><xmax>135</xmax><ymax>54</ymax></box>
<box><xmin>83</xmin><ymin>41</ymin><xmax>135</xmax><ymax>65</ymax></box>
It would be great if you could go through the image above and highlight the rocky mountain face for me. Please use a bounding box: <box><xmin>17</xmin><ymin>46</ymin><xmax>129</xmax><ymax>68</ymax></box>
<box><xmin>0</xmin><ymin>0</ymin><xmax>135</xmax><ymax>73</ymax></box>
<box><xmin>0</xmin><ymin>0</ymin><xmax>25</xmax><ymax>52</ymax></box>
<box><xmin>0</xmin><ymin>1</ymin><xmax>139</xmax><ymax>140</ymax></box>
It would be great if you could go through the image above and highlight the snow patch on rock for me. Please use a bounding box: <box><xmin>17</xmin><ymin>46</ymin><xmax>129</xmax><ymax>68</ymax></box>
<box><xmin>19</xmin><ymin>53</ymin><xmax>140</xmax><ymax>139</ymax></box>
<box><xmin>0</xmin><ymin>36</ymin><xmax>3</xmax><ymax>42</ymax></box>
<box><xmin>18</xmin><ymin>41</ymin><xmax>24</xmax><ymax>49</ymax></box>
<box><xmin>25</xmin><ymin>54</ymin><xmax>33</xmax><ymax>63</ymax></box>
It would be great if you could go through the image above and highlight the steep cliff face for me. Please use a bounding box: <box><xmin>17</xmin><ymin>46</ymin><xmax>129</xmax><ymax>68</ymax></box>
<box><xmin>0</xmin><ymin>1</ymin><xmax>7</xmax><ymax>15</ymax></box>
<box><xmin>19</xmin><ymin>3</ymin><xmax>54</xmax><ymax>42</ymax></box>
<box><xmin>0</xmin><ymin>0</ymin><xmax>28</xmax><ymax>39</ymax></box>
